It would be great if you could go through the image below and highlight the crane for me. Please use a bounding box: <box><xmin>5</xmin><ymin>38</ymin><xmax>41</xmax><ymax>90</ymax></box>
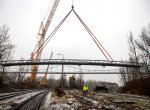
<box><xmin>41</xmin><ymin>52</ymin><xmax>53</xmax><ymax>85</ymax></box>
<box><xmin>31</xmin><ymin>0</ymin><xmax>60</xmax><ymax>83</ymax></box>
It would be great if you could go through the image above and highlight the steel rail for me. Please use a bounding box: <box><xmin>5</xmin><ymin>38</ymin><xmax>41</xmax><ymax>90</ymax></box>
<box><xmin>12</xmin><ymin>90</ymin><xmax>48</xmax><ymax>110</ymax></box>
<box><xmin>0</xmin><ymin>92</ymin><xmax>24</xmax><ymax>101</ymax></box>
<box><xmin>0</xmin><ymin>90</ymin><xmax>35</xmax><ymax>101</ymax></box>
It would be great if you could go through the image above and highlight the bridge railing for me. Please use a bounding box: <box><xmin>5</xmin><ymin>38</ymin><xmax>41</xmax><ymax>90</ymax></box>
<box><xmin>0</xmin><ymin>59</ymin><xmax>143</xmax><ymax>68</ymax></box>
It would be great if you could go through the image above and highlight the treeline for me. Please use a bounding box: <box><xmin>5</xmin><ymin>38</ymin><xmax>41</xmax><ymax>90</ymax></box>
<box><xmin>0</xmin><ymin>25</ymin><xmax>15</xmax><ymax>91</ymax></box>
<box><xmin>119</xmin><ymin>24</ymin><xmax>150</xmax><ymax>96</ymax></box>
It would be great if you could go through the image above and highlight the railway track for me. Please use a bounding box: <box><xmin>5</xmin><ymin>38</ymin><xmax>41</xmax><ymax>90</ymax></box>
<box><xmin>0</xmin><ymin>90</ymin><xmax>35</xmax><ymax>101</ymax></box>
<box><xmin>11</xmin><ymin>90</ymin><xmax>49</xmax><ymax>110</ymax></box>
<box><xmin>67</xmin><ymin>90</ymin><xmax>100</xmax><ymax>109</ymax></box>
<box><xmin>68</xmin><ymin>89</ymin><xmax>150</xmax><ymax>110</ymax></box>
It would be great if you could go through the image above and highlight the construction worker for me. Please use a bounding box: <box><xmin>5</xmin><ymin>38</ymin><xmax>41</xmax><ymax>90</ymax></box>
<box><xmin>86</xmin><ymin>85</ymin><xmax>89</xmax><ymax>94</ymax></box>
<box><xmin>83</xmin><ymin>85</ymin><xmax>87</xmax><ymax>96</ymax></box>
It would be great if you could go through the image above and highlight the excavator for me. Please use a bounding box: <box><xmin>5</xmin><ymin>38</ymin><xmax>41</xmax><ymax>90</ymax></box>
<box><xmin>30</xmin><ymin>0</ymin><xmax>60</xmax><ymax>86</ymax></box>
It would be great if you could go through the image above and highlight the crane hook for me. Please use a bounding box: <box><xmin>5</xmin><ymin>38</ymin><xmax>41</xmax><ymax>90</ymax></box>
<box><xmin>72</xmin><ymin>0</ymin><xmax>74</xmax><ymax>9</ymax></box>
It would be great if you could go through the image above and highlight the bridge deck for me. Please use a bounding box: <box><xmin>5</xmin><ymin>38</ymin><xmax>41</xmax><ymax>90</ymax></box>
<box><xmin>4</xmin><ymin>72</ymin><xmax>148</xmax><ymax>74</ymax></box>
<box><xmin>0</xmin><ymin>59</ymin><xmax>143</xmax><ymax>68</ymax></box>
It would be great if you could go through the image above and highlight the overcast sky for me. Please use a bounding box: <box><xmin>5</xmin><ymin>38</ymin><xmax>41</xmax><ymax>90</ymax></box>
<box><xmin>0</xmin><ymin>0</ymin><xmax>150</xmax><ymax>84</ymax></box>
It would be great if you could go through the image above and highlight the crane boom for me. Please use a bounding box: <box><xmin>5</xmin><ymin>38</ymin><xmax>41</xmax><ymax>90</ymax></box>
<box><xmin>44</xmin><ymin>0</ymin><xmax>60</xmax><ymax>35</ymax></box>
<box><xmin>31</xmin><ymin>0</ymin><xmax>60</xmax><ymax>83</ymax></box>
<box><xmin>36</xmin><ymin>0</ymin><xmax>60</xmax><ymax>61</ymax></box>
<box><xmin>41</xmin><ymin>52</ymin><xmax>53</xmax><ymax>85</ymax></box>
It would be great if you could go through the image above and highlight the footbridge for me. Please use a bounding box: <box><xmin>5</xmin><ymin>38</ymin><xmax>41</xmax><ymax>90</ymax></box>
<box><xmin>0</xmin><ymin>59</ymin><xmax>143</xmax><ymax>68</ymax></box>
<box><xmin>5</xmin><ymin>71</ymin><xmax>148</xmax><ymax>74</ymax></box>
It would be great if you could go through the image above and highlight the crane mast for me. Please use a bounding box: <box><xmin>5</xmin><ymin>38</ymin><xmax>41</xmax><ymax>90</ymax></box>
<box><xmin>31</xmin><ymin>0</ymin><xmax>60</xmax><ymax>83</ymax></box>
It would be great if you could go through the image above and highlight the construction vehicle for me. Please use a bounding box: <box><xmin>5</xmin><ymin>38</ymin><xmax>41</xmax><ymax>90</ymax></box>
<box><xmin>30</xmin><ymin>0</ymin><xmax>60</xmax><ymax>84</ymax></box>
<box><xmin>94</xmin><ymin>86</ymin><xmax>108</xmax><ymax>93</ymax></box>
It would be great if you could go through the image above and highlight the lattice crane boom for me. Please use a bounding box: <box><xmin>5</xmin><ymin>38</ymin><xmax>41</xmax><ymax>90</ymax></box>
<box><xmin>41</xmin><ymin>52</ymin><xmax>53</xmax><ymax>85</ymax></box>
<box><xmin>44</xmin><ymin>0</ymin><xmax>60</xmax><ymax>35</ymax></box>
<box><xmin>31</xmin><ymin>0</ymin><xmax>60</xmax><ymax>83</ymax></box>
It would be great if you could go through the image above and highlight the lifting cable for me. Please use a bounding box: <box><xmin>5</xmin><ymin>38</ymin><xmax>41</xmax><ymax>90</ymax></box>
<box><xmin>32</xmin><ymin>7</ymin><xmax>113</xmax><ymax>62</ymax></box>
<box><xmin>32</xmin><ymin>41</ymin><xmax>39</xmax><ymax>54</ymax></box>
<box><xmin>73</xmin><ymin>11</ymin><xmax>111</xmax><ymax>61</ymax></box>
<box><xmin>72</xmin><ymin>9</ymin><xmax>113</xmax><ymax>62</ymax></box>
<box><xmin>22</xmin><ymin>7</ymin><xmax>113</xmax><ymax>77</ymax></box>
<box><xmin>32</xmin><ymin>9</ymin><xmax>73</xmax><ymax>60</ymax></box>
<box><xmin>24</xmin><ymin>9</ymin><xmax>73</xmax><ymax>77</ymax></box>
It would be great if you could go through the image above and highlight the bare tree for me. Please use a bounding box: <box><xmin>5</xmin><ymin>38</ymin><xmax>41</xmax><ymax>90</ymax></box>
<box><xmin>119</xmin><ymin>67</ymin><xmax>127</xmax><ymax>85</ymax></box>
<box><xmin>128</xmin><ymin>32</ymin><xmax>142</xmax><ymax>78</ymax></box>
<box><xmin>119</xmin><ymin>31</ymin><xmax>142</xmax><ymax>85</ymax></box>
<box><xmin>119</xmin><ymin>24</ymin><xmax>150</xmax><ymax>87</ymax></box>
<box><xmin>0</xmin><ymin>25</ymin><xmax>15</xmax><ymax>84</ymax></box>
<box><xmin>16</xmin><ymin>57</ymin><xmax>26</xmax><ymax>88</ymax></box>
<box><xmin>128</xmin><ymin>32</ymin><xmax>139</xmax><ymax>63</ymax></box>
<box><xmin>135</xmin><ymin>26</ymin><xmax>150</xmax><ymax>75</ymax></box>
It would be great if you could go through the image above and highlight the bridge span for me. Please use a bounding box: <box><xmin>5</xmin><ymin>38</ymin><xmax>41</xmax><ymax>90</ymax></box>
<box><xmin>0</xmin><ymin>59</ymin><xmax>143</xmax><ymax>68</ymax></box>
<box><xmin>4</xmin><ymin>71</ymin><xmax>148</xmax><ymax>74</ymax></box>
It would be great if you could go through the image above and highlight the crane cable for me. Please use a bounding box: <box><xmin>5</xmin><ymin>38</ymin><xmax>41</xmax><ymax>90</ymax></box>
<box><xmin>23</xmin><ymin>6</ymin><xmax>72</xmax><ymax>80</ymax></box>
<box><xmin>23</xmin><ymin>7</ymin><xmax>113</xmax><ymax>78</ymax></box>
<box><xmin>72</xmin><ymin>9</ymin><xmax>113</xmax><ymax>62</ymax></box>
<box><xmin>32</xmin><ymin>9</ymin><xmax>73</xmax><ymax>60</ymax></box>
<box><xmin>32</xmin><ymin>7</ymin><xmax>113</xmax><ymax>62</ymax></box>
<box><xmin>22</xmin><ymin>9</ymin><xmax>73</xmax><ymax>78</ymax></box>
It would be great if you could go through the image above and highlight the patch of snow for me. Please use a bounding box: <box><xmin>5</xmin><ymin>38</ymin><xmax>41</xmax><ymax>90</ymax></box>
<box><xmin>42</xmin><ymin>91</ymin><xmax>52</xmax><ymax>109</ymax></box>
<box><xmin>49</xmin><ymin>103</ymin><xmax>71</xmax><ymax>110</ymax></box>
<box><xmin>82</xmin><ymin>96</ymin><xmax>99</xmax><ymax>106</ymax></box>
<box><xmin>0</xmin><ymin>91</ymin><xmax>43</xmax><ymax>110</ymax></box>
